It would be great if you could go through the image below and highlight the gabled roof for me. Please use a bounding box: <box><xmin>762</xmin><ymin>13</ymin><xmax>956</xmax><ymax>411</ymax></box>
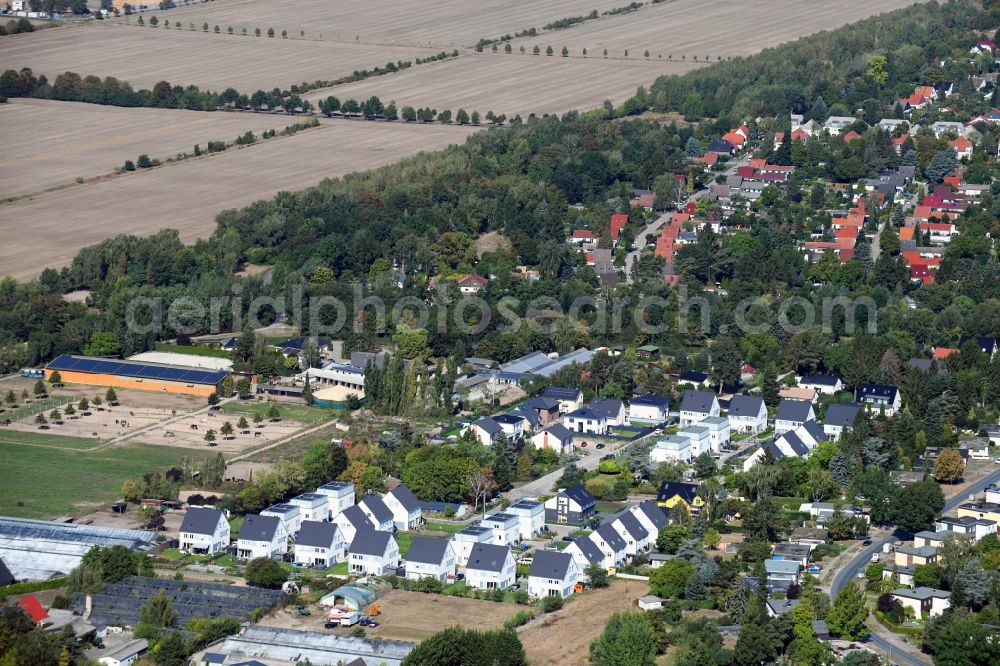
<box><xmin>612</xmin><ymin>511</ymin><xmax>649</xmax><ymax>541</ymax></box>
<box><xmin>387</xmin><ymin>485</ymin><xmax>421</xmax><ymax>513</ymax></box>
<box><xmin>240</xmin><ymin>514</ymin><xmax>282</xmax><ymax>542</ymax></box>
<box><xmin>569</xmin><ymin>535</ymin><xmax>605</xmax><ymax>564</ymax></box>
<box><xmin>542</xmin><ymin>386</ymin><xmax>583</xmax><ymax>401</ymax></box>
<box><xmin>359</xmin><ymin>495</ymin><xmax>394</xmax><ymax>525</ymax></box>
<box><xmin>824</xmin><ymin>403</ymin><xmax>860</xmax><ymax>428</ymax></box>
<box><xmin>296</xmin><ymin>520</ymin><xmax>340</xmax><ymax>548</ymax></box>
<box><xmin>778</xmin><ymin>431</ymin><xmax>810</xmax><ymax>457</ymax></box>
<box><xmin>800</xmin><ymin>420</ymin><xmax>827</xmax><ymax>443</ymax></box>
<box><xmin>507</xmin><ymin>407</ymin><xmax>540</xmax><ymax>428</ymax></box>
<box><xmin>566</xmin><ymin>407</ymin><xmax>605</xmax><ymax>421</ymax></box>
<box><xmin>858</xmin><ymin>383</ymin><xmax>899</xmax><ymax>401</ymax></box>
<box><xmin>339</xmin><ymin>504</ymin><xmax>371</xmax><ymax>529</ymax></box>
<box><xmin>678</xmin><ymin>371</ymin><xmax>709</xmax><ymax>384</ymax></box>
<box><xmin>349</xmin><ymin>529</ymin><xmax>393</xmax><ymax>557</ymax></box>
<box><xmin>800</xmin><ymin>374</ymin><xmax>840</xmax><ymax>387</ymax></box>
<box><xmin>630</xmin><ymin>394</ymin><xmax>670</xmax><ymax>409</ymax></box>
<box><xmin>594</xmin><ymin>523</ymin><xmax>627</xmax><ymax>551</ymax></box>
<box><xmin>680</xmin><ymin>390</ymin><xmax>716</xmax><ymax>414</ymax></box>
<box><xmin>959</xmin><ymin>335</ymin><xmax>997</xmax><ymax>355</ymax></box>
<box><xmin>522</xmin><ymin>396</ymin><xmax>560</xmax><ymax>411</ymax></box>
<box><xmin>473</xmin><ymin>417</ymin><xmax>503</xmax><ymax>436</ymax></box>
<box><xmin>657</xmin><ymin>481</ymin><xmax>700</xmax><ymax>504</ymax></box>
<box><xmin>405</xmin><ymin>537</ymin><xmax>451</xmax><ymax>565</ymax></box>
<box><xmin>590</xmin><ymin>398</ymin><xmax>624</xmax><ymax>418</ymax></box>
<box><xmin>728</xmin><ymin>394</ymin><xmax>765</xmax><ymax>418</ymax></box>
<box><xmin>764</xmin><ymin>559</ymin><xmax>801</xmax><ymax>575</ymax></box>
<box><xmin>891</xmin><ymin>586</ymin><xmax>949</xmax><ymax>600</ymax></box>
<box><xmin>632</xmin><ymin>501</ymin><xmax>669</xmax><ymax>531</ymax></box>
<box><xmin>537</xmin><ymin>423</ymin><xmax>573</xmax><ymax>441</ymax></box>
<box><xmin>0</xmin><ymin>558</ymin><xmax>13</xmax><ymax>587</ymax></box>
<box><xmin>776</xmin><ymin>399</ymin><xmax>813</xmax><ymax>423</ymax></box>
<box><xmin>560</xmin><ymin>485</ymin><xmax>596</xmax><ymax>509</ymax></box>
<box><xmin>466</xmin><ymin>543</ymin><xmax>512</xmax><ymax>573</ymax></box>
<box><xmin>529</xmin><ymin>549</ymin><xmax>573</xmax><ymax>580</ymax></box>
<box><xmin>180</xmin><ymin>507</ymin><xmax>225</xmax><ymax>536</ymax></box>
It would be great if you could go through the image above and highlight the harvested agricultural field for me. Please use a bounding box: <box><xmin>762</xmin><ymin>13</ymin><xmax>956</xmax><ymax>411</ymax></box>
<box><xmin>509</xmin><ymin>0</ymin><xmax>923</xmax><ymax>58</ymax></box>
<box><xmin>1</xmin><ymin>98</ymin><xmax>286</xmax><ymax>199</ymax></box>
<box><xmin>0</xmin><ymin>22</ymin><xmax>438</xmax><ymax>90</ymax></box>
<box><xmin>307</xmin><ymin>54</ymin><xmax>702</xmax><ymax>118</ymax></box>
<box><xmin>133</xmin><ymin>0</ymin><xmax>631</xmax><ymax>49</ymax></box>
<box><xmin>0</xmin><ymin>120</ymin><xmax>479</xmax><ymax>280</ymax></box>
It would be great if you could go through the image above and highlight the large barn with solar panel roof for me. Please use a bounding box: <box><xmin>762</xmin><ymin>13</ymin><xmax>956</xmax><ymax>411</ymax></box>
<box><xmin>45</xmin><ymin>354</ymin><xmax>231</xmax><ymax>397</ymax></box>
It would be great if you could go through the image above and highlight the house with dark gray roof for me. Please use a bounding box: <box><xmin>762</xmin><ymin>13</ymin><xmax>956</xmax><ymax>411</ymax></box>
<box><xmin>544</xmin><ymin>485</ymin><xmax>596</xmax><ymax>525</ymax></box>
<box><xmin>294</xmin><ymin>520</ymin><xmax>345</xmax><ymax>567</ymax></box>
<box><xmin>468</xmin><ymin>417</ymin><xmax>503</xmax><ymax>445</ymax></box>
<box><xmin>236</xmin><ymin>515</ymin><xmax>288</xmax><ymax>560</ymax></box>
<box><xmin>0</xmin><ymin>559</ymin><xmax>14</xmax><ymax>587</ymax></box>
<box><xmin>590</xmin><ymin>398</ymin><xmax>627</xmax><ymax>426</ymax></box>
<box><xmin>531</xmin><ymin>423</ymin><xmax>574</xmax><ymax>454</ymax></box>
<box><xmin>179</xmin><ymin>507</ymin><xmax>230</xmax><ymax>555</ymax></box>
<box><xmin>562</xmin><ymin>407</ymin><xmax>608</xmax><ymax>435</ymax></box>
<box><xmin>857</xmin><ymin>383</ymin><xmax>901</xmax><ymax>415</ymax></box>
<box><xmin>727</xmin><ymin>394</ymin><xmax>767</xmax><ymax>434</ymax></box>
<box><xmin>798</xmin><ymin>374</ymin><xmax>843</xmax><ymax>395</ymax></box>
<box><xmin>823</xmin><ymin>403</ymin><xmax>860</xmax><ymax>440</ymax></box>
<box><xmin>522</xmin><ymin>396</ymin><xmax>561</xmax><ymax>425</ymax></box>
<box><xmin>959</xmin><ymin>335</ymin><xmax>997</xmax><ymax>359</ymax></box>
<box><xmin>775</xmin><ymin>399</ymin><xmax>815</xmax><ymax>435</ymax></box>
<box><xmin>464</xmin><ymin>543</ymin><xmax>515</xmax><ymax>590</ymax></box>
<box><xmin>358</xmin><ymin>495</ymin><xmax>395</xmax><ymax>532</ymax></box>
<box><xmin>628</xmin><ymin>394</ymin><xmax>671</xmax><ymax>422</ymax></box>
<box><xmin>542</xmin><ymin>387</ymin><xmax>584</xmax><ymax>413</ymax></box>
<box><xmin>565</xmin><ymin>534</ymin><xmax>605</xmax><ymax>573</ymax></box>
<box><xmin>679</xmin><ymin>390</ymin><xmax>720</xmax><ymax>426</ymax></box>
<box><xmin>588</xmin><ymin>524</ymin><xmax>627</xmax><ymax>568</ymax></box>
<box><xmin>333</xmin><ymin>505</ymin><xmax>374</xmax><ymax>544</ymax></box>
<box><xmin>384</xmin><ymin>484</ymin><xmax>422</xmax><ymax>531</ymax></box>
<box><xmin>404</xmin><ymin>537</ymin><xmax>456</xmax><ymax>582</ymax></box>
<box><xmin>606</xmin><ymin>511</ymin><xmax>652</xmax><ymax>556</ymax></box>
<box><xmin>629</xmin><ymin>501</ymin><xmax>669</xmax><ymax>536</ymax></box>
<box><xmin>527</xmin><ymin>550</ymin><xmax>579</xmax><ymax>598</ymax></box>
<box><xmin>507</xmin><ymin>407</ymin><xmax>540</xmax><ymax>431</ymax></box>
<box><xmin>348</xmin><ymin>529</ymin><xmax>399</xmax><ymax>576</ymax></box>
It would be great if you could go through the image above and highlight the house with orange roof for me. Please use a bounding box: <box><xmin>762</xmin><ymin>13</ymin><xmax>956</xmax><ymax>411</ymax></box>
<box><xmin>900</xmin><ymin>227</ymin><xmax>915</xmax><ymax>241</ymax></box>
<box><xmin>570</xmin><ymin>229</ymin><xmax>597</xmax><ymax>244</ymax></box>
<box><xmin>842</xmin><ymin>130</ymin><xmax>861</xmax><ymax>142</ymax></box>
<box><xmin>950</xmin><ymin>136</ymin><xmax>973</xmax><ymax>160</ymax></box>
<box><xmin>18</xmin><ymin>595</ymin><xmax>48</xmax><ymax>625</ymax></box>
<box><xmin>912</xmin><ymin>206</ymin><xmax>932</xmax><ymax>222</ymax></box>
<box><xmin>610</xmin><ymin>214</ymin><xmax>628</xmax><ymax>244</ymax></box>
<box><xmin>722</xmin><ymin>131</ymin><xmax>746</xmax><ymax>150</ymax></box>
<box><xmin>891</xmin><ymin>136</ymin><xmax>908</xmax><ymax>154</ymax></box>
<box><xmin>791</xmin><ymin>127</ymin><xmax>810</xmax><ymax>142</ymax></box>
<box><xmin>933</xmin><ymin>347</ymin><xmax>959</xmax><ymax>361</ymax></box>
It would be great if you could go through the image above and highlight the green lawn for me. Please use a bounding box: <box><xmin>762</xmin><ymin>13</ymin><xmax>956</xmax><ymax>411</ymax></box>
<box><xmin>596</xmin><ymin>501</ymin><xmax>626</xmax><ymax>514</ymax></box>
<box><xmin>220</xmin><ymin>401</ymin><xmax>333</xmax><ymax>424</ymax></box>
<box><xmin>229</xmin><ymin>516</ymin><xmax>244</xmax><ymax>538</ymax></box>
<box><xmin>154</xmin><ymin>342</ymin><xmax>233</xmax><ymax>359</ymax></box>
<box><xmin>395</xmin><ymin>532</ymin><xmax>415</xmax><ymax>557</ymax></box>
<box><xmin>423</xmin><ymin>522</ymin><xmax>464</xmax><ymax>533</ymax></box>
<box><xmin>611</xmin><ymin>427</ymin><xmax>644</xmax><ymax>439</ymax></box>
<box><xmin>0</xmin><ymin>429</ymin><xmax>100</xmax><ymax>450</ymax></box>
<box><xmin>327</xmin><ymin>561</ymin><xmax>349</xmax><ymax>575</ymax></box>
<box><xmin>0</xmin><ymin>395</ymin><xmax>75</xmax><ymax>422</ymax></box>
<box><xmin>0</xmin><ymin>440</ymin><xmax>210</xmax><ymax>518</ymax></box>
<box><xmin>440</xmin><ymin>426</ymin><xmax>462</xmax><ymax>438</ymax></box>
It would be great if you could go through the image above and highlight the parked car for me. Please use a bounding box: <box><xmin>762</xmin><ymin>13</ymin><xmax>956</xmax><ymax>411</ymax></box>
<box><xmin>580</xmin><ymin>441</ymin><xmax>588</xmax><ymax>447</ymax></box>
<box><xmin>562</xmin><ymin>535</ymin><xmax>574</xmax><ymax>542</ymax></box>
<box><xmin>324</xmin><ymin>621</ymin><xmax>337</xmax><ymax>629</ymax></box>
<box><xmin>596</xmin><ymin>443</ymin><xmax>605</xmax><ymax>449</ymax></box>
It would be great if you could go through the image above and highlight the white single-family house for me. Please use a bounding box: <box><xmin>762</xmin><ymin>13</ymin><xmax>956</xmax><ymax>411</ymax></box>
<box><xmin>565</xmin><ymin>535</ymin><xmax>607</xmax><ymax>574</ymax></box>
<box><xmin>678</xmin><ymin>390</ymin><xmax>720</xmax><ymax>426</ymax></box>
<box><xmin>481</xmin><ymin>512</ymin><xmax>521</xmax><ymax>546</ymax></box>
<box><xmin>700</xmin><ymin>416</ymin><xmax>730</xmax><ymax>452</ymax></box>
<box><xmin>493</xmin><ymin>413</ymin><xmax>527</xmax><ymax>441</ymax></box>
<box><xmin>890</xmin><ymin>587</ymin><xmax>950</xmax><ymax>618</ymax></box>
<box><xmin>629</xmin><ymin>501</ymin><xmax>669</xmax><ymax>537</ymax></box>
<box><xmin>628</xmin><ymin>394</ymin><xmax>670</xmax><ymax>422</ymax></box>
<box><xmin>236</xmin><ymin>514</ymin><xmax>288</xmax><ymax>560</ymax></box>
<box><xmin>676</xmin><ymin>425</ymin><xmax>712</xmax><ymax>456</ymax></box>
<box><xmin>727</xmin><ymin>395</ymin><xmax>768</xmax><ymax>434</ymax></box>
<box><xmin>178</xmin><ymin>507</ymin><xmax>230</xmax><ymax>555</ymax></box>
<box><xmin>542</xmin><ymin>387</ymin><xmax>584</xmax><ymax>413</ymax></box>
<box><xmin>289</xmin><ymin>493</ymin><xmax>331</xmax><ymax>523</ymax></box>
<box><xmin>527</xmin><ymin>550</ymin><xmax>579</xmax><ymax>598</ymax></box>
<box><xmin>468</xmin><ymin>417</ymin><xmax>504</xmax><ymax>446</ymax></box>
<box><xmin>450</xmin><ymin>525</ymin><xmax>492</xmax><ymax>567</ymax></box>
<box><xmin>823</xmin><ymin>404</ymin><xmax>860</xmax><ymax>440</ymax></box>
<box><xmin>531</xmin><ymin>423</ymin><xmax>574</xmax><ymax>454</ymax></box>
<box><xmin>544</xmin><ymin>485</ymin><xmax>597</xmax><ymax>524</ymax></box>
<box><xmin>333</xmin><ymin>505</ymin><xmax>374</xmax><ymax>544</ymax></box>
<box><xmin>799</xmin><ymin>375</ymin><xmax>843</xmax><ymax>395</ymax></box>
<box><xmin>261</xmin><ymin>503</ymin><xmax>302</xmax><ymax>536</ymax></box>
<box><xmin>315</xmin><ymin>480</ymin><xmax>355</xmax><ymax>520</ymax></box>
<box><xmin>384</xmin><ymin>484</ymin><xmax>422</xmax><ymax>531</ymax></box>
<box><xmin>404</xmin><ymin>537</ymin><xmax>456</xmax><ymax>582</ymax></box>
<box><xmin>774</xmin><ymin>399</ymin><xmax>815</xmax><ymax>435</ymax></box>
<box><xmin>935</xmin><ymin>516</ymin><xmax>997</xmax><ymax>541</ymax></box>
<box><xmin>507</xmin><ymin>499</ymin><xmax>545</xmax><ymax>538</ymax></box>
<box><xmin>857</xmin><ymin>383</ymin><xmax>901</xmax><ymax>416</ymax></box>
<box><xmin>358</xmin><ymin>495</ymin><xmax>395</xmax><ymax>532</ymax></box>
<box><xmin>588</xmin><ymin>524</ymin><xmax>627</xmax><ymax>568</ymax></box>
<box><xmin>562</xmin><ymin>407</ymin><xmax>608</xmax><ymax>435</ymax></box>
<box><xmin>590</xmin><ymin>398</ymin><xmax>627</xmax><ymax>427</ymax></box>
<box><xmin>607</xmin><ymin>511</ymin><xmax>652</xmax><ymax>556</ymax></box>
<box><xmin>294</xmin><ymin>520</ymin><xmax>346</xmax><ymax>567</ymax></box>
<box><xmin>465</xmin><ymin>543</ymin><xmax>516</xmax><ymax>590</ymax></box>
<box><xmin>348</xmin><ymin>529</ymin><xmax>399</xmax><ymax>576</ymax></box>
<box><xmin>650</xmin><ymin>436</ymin><xmax>692</xmax><ymax>464</ymax></box>
<box><xmin>764</xmin><ymin>559</ymin><xmax>801</xmax><ymax>586</ymax></box>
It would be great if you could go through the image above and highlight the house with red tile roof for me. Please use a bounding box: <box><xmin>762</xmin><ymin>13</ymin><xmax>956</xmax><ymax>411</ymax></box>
<box><xmin>457</xmin><ymin>274</ymin><xmax>488</xmax><ymax>294</ymax></box>
<box><xmin>899</xmin><ymin>227</ymin><xmax>915</xmax><ymax>241</ymax></box>
<box><xmin>722</xmin><ymin>131</ymin><xmax>746</xmax><ymax>150</ymax></box>
<box><xmin>842</xmin><ymin>130</ymin><xmax>861</xmax><ymax>142</ymax></box>
<box><xmin>934</xmin><ymin>347</ymin><xmax>959</xmax><ymax>360</ymax></box>
<box><xmin>18</xmin><ymin>595</ymin><xmax>48</xmax><ymax>624</ymax></box>
<box><xmin>610</xmin><ymin>214</ymin><xmax>628</xmax><ymax>243</ymax></box>
<box><xmin>570</xmin><ymin>229</ymin><xmax>596</xmax><ymax>243</ymax></box>
<box><xmin>950</xmin><ymin>136</ymin><xmax>973</xmax><ymax>159</ymax></box>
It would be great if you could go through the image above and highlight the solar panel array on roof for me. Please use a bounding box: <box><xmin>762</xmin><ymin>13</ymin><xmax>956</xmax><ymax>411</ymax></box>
<box><xmin>46</xmin><ymin>354</ymin><xmax>229</xmax><ymax>385</ymax></box>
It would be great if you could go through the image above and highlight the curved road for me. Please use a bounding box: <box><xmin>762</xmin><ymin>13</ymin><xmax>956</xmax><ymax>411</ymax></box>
<box><xmin>830</xmin><ymin>467</ymin><xmax>1000</xmax><ymax>665</ymax></box>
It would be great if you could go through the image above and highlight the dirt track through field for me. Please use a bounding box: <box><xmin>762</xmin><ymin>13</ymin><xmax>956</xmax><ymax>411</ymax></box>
<box><xmin>0</xmin><ymin>120</ymin><xmax>478</xmax><ymax>280</ymax></box>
